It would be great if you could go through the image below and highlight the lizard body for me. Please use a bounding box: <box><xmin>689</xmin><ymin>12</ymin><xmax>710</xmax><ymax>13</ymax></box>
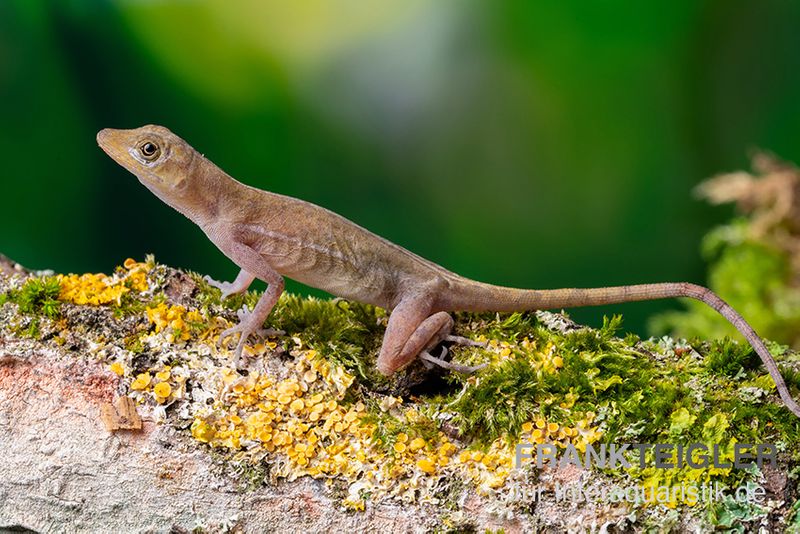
<box><xmin>97</xmin><ymin>125</ymin><xmax>800</xmax><ymax>418</ymax></box>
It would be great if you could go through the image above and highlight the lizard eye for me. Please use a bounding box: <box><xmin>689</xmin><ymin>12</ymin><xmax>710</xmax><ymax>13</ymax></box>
<box><xmin>139</xmin><ymin>141</ymin><xmax>160</xmax><ymax>161</ymax></box>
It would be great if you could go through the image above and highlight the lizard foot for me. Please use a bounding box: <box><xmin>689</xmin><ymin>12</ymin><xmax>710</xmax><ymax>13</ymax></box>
<box><xmin>234</xmin><ymin>305</ymin><xmax>284</xmax><ymax>338</ymax></box>
<box><xmin>420</xmin><ymin>346</ymin><xmax>487</xmax><ymax>374</ymax></box>
<box><xmin>218</xmin><ymin>322</ymin><xmax>252</xmax><ymax>367</ymax></box>
<box><xmin>218</xmin><ymin>306</ymin><xmax>284</xmax><ymax>367</ymax></box>
<box><xmin>203</xmin><ymin>275</ymin><xmax>239</xmax><ymax>300</ymax></box>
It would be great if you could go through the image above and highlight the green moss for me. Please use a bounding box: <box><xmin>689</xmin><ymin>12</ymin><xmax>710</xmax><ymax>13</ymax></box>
<box><xmin>7</xmin><ymin>276</ymin><xmax>62</xmax><ymax>318</ymax></box>
<box><xmin>449</xmin><ymin>354</ymin><xmax>543</xmax><ymax>443</ymax></box>
<box><xmin>1</xmin><ymin>277</ymin><xmax>63</xmax><ymax>339</ymax></box>
<box><xmin>112</xmin><ymin>289</ymin><xmax>155</xmax><ymax>318</ymax></box>
<box><xmin>703</xmin><ymin>337</ymin><xmax>761</xmax><ymax>377</ymax></box>
<box><xmin>22</xmin><ymin>317</ymin><xmax>41</xmax><ymax>338</ymax></box>
<box><xmin>270</xmin><ymin>294</ymin><xmax>388</xmax><ymax>386</ymax></box>
<box><xmin>447</xmin><ymin>313</ymin><xmax>670</xmax><ymax>443</ymax></box>
<box><xmin>439</xmin><ymin>309</ymin><xmax>800</xmax><ymax>474</ymax></box>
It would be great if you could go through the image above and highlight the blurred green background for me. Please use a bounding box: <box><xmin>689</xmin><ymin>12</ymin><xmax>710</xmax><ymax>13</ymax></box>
<box><xmin>2</xmin><ymin>0</ymin><xmax>799</xmax><ymax>335</ymax></box>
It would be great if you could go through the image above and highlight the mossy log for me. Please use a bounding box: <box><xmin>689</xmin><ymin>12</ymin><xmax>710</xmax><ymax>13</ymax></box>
<box><xmin>0</xmin><ymin>256</ymin><xmax>799</xmax><ymax>533</ymax></box>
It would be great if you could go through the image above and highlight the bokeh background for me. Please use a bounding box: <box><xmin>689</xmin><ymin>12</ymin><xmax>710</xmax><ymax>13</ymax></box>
<box><xmin>2</xmin><ymin>0</ymin><xmax>799</xmax><ymax>335</ymax></box>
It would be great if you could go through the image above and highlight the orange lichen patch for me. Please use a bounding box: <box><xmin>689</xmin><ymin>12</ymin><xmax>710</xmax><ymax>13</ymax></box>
<box><xmin>416</xmin><ymin>458</ymin><xmax>436</xmax><ymax>474</ymax></box>
<box><xmin>189</xmin><ymin>351</ymin><xmax>373</xmax><ymax>478</ymax></box>
<box><xmin>57</xmin><ymin>259</ymin><xmax>151</xmax><ymax>306</ymax></box>
<box><xmin>124</xmin><ymin>271</ymin><xmax>149</xmax><ymax>293</ymax></box>
<box><xmin>58</xmin><ymin>273</ymin><xmax>129</xmax><ymax>306</ymax></box>
<box><xmin>126</xmin><ymin>364</ymin><xmax>185</xmax><ymax>407</ymax></box>
<box><xmin>409</xmin><ymin>437</ymin><xmax>426</xmax><ymax>452</ymax></box>
<box><xmin>155</xmin><ymin>369</ymin><xmax>171</xmax><ymax>381</ymax></box>
<box><xmin>146</xmin><ymin>303</ymin><xmax>205</xmax><ymax>342</ymax></box>
<box><xmin>242</xmin><ymin>340</ymin><xmax>279</xmax><ymax>357</ymax></box>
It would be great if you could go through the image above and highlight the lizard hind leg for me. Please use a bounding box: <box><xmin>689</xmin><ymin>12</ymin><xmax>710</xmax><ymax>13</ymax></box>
<box><xmin>376</xmin><ymin>304</ymin><xmax>456</xmax><ymax>375</ymax></box>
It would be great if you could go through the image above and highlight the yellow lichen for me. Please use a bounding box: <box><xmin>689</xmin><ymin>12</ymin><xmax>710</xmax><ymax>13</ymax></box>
<box><xmin>409</xmin><ymin>437</ymin><xmax>426</xmax><ymax>452</ymax></box>
<box><xmin>58</xmin><ymin>273</ymin><xmax>130</xmax><ymax>306</ymax></box>
<box><xmin>130</xmin><ymin>372</ymin><xmax>151</xmax><ymax>391</ymax></box>
<box><xmin>57</xmin><ymin>258</ymin><xmax>151</xmax><ymax>306</ymax></box>
<box><xmin>155</xmin><ymin>367</ymin><xmax>171</xmax><ymax>381</ymax></box>
<box><xmin>154</xmin><ymin>382</ymin><xmax>172</xmax><ymax>399</ymax></box>
<box><xmin>109</xmin><ymin>362</ymin><xmax>124</xmax><ymax>376</ymax></box>
<box><xmin>416</xmin><ymin>458</ymin><xmax>437</xmax><ymax>474</ymax></box>
<box><xmin>146</xmin><ymin>303</ymin><xmax>205</xmax><ymax>342</ymax></box>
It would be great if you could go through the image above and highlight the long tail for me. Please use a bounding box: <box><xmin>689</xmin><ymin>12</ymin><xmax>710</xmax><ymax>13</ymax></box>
<box><xmin>442</xmin><ymin>279</ymin><xmax>800</xmax><ymax>417</ymax></box>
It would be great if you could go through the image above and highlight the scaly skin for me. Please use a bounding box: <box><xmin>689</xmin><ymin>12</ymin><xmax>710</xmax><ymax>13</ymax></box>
<box><xmin>97</xmin><ymin>124</ymin><xmax>800</xmax><ymax>418</ymax></box>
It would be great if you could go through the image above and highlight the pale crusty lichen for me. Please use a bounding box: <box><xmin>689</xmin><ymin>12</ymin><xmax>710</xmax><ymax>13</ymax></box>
<box><xmin>0</xmin><ymin>258</ymin><xmax>607</xmax><ymax>510</ymax></box>
<box><xmin>0</xmin><ymin>256</ymin><xmax>798</xmax><ymax>530</ymax></box>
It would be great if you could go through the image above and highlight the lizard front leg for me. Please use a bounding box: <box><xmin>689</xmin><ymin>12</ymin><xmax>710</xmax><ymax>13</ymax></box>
<box><xmin>213</xmin><ymin>238</ymin><xmax>285</xmax><ymax>366</ymax></box>
<box><xmin>219</xmin><ymin>276</ymin><xmax>283</xmax><ymax>366</ymax></box>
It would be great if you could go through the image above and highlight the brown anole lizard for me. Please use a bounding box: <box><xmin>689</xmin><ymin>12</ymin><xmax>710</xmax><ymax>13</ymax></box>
<box><xmin>97</xmin><ymin>124</ymin><xmax>800</xmax><ymax>418</ymax></box>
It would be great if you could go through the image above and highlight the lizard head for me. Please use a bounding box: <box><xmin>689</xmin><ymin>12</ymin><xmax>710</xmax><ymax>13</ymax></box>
<box><xmin>97</xmin><ymin>125</ymin><xmax>197</xmax><ymax>197</ymax></box>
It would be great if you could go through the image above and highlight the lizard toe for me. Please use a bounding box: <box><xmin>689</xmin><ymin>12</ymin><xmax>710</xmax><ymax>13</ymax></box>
<box><xmin>233</xmin><ymin>336</ymin><xmax>248</xmax><ymax>368</ymax></box>
<box><xmin>419</xmin><ymin>350</ymin><xmax>486</xmax><ymax>374</ymax></box>
<box><xmin>204</xmin><ymin>275</ymin><xmax>236</xmax><ymax>299</ymax></box>
<box><xmin>203</xmin><ymin>275</ymin><xmax>223</xmax><ymax>289</ymax></box>
<box><xmin>219</xmin><ymin>320</ymin><xmax>259</xmax><ymax>363</ymax></box>
<box><xmin>255</xmin><ymin>327</ymin><xmax>285</xmax><ymax>338</ymax></box>
<box><xmin>218</xmin><ymin>324</ymin><xmax>242</xmax><ymax>348</ymax></box>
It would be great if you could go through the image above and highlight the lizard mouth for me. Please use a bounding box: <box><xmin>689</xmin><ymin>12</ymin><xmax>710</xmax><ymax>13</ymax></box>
<box><xmin>96</xmin><ymin>128</ymin><xmax>131</xmax><ymax>167</ymax></box>
<box><xmin>96</xmin><ymin>128</ymin><xmax>117</xmax><ymax>155</ymax></box>
<box><xmin>96</xmin><ymin>128</ymin><xmax>164</xmax><ymax>185</ymax></box>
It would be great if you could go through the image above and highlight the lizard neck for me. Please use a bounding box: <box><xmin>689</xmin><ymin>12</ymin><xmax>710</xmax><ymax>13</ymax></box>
<box><xmin>148</xmin><ymin>152</ymin><xmax>240</xmax><ymax>227</ymax></box>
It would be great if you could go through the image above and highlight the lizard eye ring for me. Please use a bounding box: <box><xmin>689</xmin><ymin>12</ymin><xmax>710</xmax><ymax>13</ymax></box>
<box><xmin>139</xmin><ymin>141</ymin><xmax>160</xmax><ymax>160</ymax></box>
